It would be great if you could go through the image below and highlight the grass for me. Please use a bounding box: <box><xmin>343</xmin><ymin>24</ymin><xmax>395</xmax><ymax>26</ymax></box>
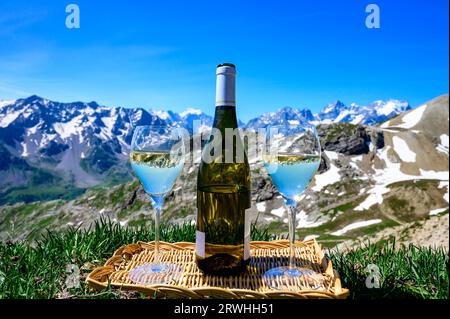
<box><xmin>318</xmin><ymin>123</ymin><xmax>358</xmax><ymax>143</ymax></box>
<box><xmin>0</xmin><ymin>218</ymin><xmax>271</xmax><ymax>299</ymax></box>
<box><xmin>85</xmin><ymin>180</ymin><xmax>140</xmax><ymax>210</ymax></box>
<box><xmin>109</xmin><ymin>184</ymin><xmax>126</xmax><ymax>204</ymax></box>
<box><xmin>386</xmin><ymin>195</ymin><xmax>410</xmax><ymax>212</ymax></box>
<box><xmin>0</xmin><ymin>200</ymin><xmax>66</xmax><ymax>241</ymax></box>
<box><xmin>388</xmin><ymin>179</ymin><xmax>439</xmax><ymax>191</ymax></box>
<box><xmin>333</xmin><ymin>201</ymin><xmax>357</xmax><ymax>213</ymax></box>
<box><xmin>314</xmin><ymin>180</ymin><xmax>367</xmax><ymax>211</ymax></box>
<box><xmin>329</xmin><ymin>239</ymin><xmax>449</xmax><ymax>299</ymax></box>
<box><xmin>0</xmin><ymin>219</ymin><xmax>447</xmax><ymax>299</ymax></box>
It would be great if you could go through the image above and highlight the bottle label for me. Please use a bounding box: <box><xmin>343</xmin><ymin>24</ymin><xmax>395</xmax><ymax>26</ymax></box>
<box><xmin>244</xmin><ymin>209</ymin><xmax>250</xmax><ymax>260</ymax></box>
<box><xmin>196</xmin><ymin>230</ymin><xmax>205</xmax><ymax>258</ymax></box>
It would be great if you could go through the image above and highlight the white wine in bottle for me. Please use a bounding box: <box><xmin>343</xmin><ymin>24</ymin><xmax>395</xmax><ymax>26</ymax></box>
<box><xmin>195</xmin><ymin>63</ymin><xmax>251</xmax><ymax>275</ymax></box>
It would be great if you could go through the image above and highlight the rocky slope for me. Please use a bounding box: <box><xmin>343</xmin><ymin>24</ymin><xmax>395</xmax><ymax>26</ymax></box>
<box><xmin>333</xmin><ymin>211</ymin><xmax>449</xmax><ymax>252</ymax></box>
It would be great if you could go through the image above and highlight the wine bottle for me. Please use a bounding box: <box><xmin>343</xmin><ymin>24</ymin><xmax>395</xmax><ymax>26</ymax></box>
<box><xmin>195</xmin><ymin>63</ymin><xmax>251</xmax><ymax>275</ymax></box>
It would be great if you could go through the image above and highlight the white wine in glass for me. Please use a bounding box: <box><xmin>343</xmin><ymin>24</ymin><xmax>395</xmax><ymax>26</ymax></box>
<box><xmin>128</xmin><ymin>125</ymin><xmax>185</xmax><ymax>285</ymax></box>
<box><xmin>262</xmin><ymin>124</ymin><xmax>324</xmax><ymax>290</ymax></box>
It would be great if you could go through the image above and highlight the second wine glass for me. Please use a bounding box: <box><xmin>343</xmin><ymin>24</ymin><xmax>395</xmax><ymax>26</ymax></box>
<box><xmin>262</xmin><ymin>124</ymin><xmax>323</xmax><ymax>290</ymax></box>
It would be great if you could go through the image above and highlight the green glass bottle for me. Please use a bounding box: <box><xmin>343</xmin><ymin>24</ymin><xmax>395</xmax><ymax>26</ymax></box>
<box><xmin>195</xmin><ymin>63</ymin><xmax>251</xmax><ymax>275</ymax></box>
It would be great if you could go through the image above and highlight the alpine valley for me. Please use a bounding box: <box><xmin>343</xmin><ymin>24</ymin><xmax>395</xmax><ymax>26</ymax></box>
<box><xmin>0</xmin><ymin>94</ymin><xmax>448</xmax><ymax>250</ymax></box>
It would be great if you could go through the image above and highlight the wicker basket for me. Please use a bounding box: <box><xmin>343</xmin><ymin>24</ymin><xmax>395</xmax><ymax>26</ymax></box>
<box><xmin>86</xmin><ymin>239</ymin><xmax>349</xmax><ymax>299</ymax></box>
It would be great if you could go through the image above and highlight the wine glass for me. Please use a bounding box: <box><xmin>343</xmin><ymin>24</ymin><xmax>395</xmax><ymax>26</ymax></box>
<box><xmin>261</xmin><ymin>124</ymin><xmax>324</xmax><ymax>290</ymax></box>
<box><xmin>128</xmin><ymin>125</ymin><xmax>186</xmax><ymax>285</ymax></box>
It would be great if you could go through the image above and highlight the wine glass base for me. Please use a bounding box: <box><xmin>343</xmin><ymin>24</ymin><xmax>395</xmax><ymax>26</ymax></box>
<box><xmin>263</xmin><ymin>266</ymin><xmax>325</xmax><ymax>291</ymax></box>
<box><xmin>128</xmin><ymin>263</ymin><xmax>182</xmax><ymax>285</ymax></box>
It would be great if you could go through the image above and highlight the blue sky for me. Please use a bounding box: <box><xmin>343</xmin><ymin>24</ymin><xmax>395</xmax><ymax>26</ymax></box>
<box><xmin>0</xmin><ymin>0</ymin><xmax>448</xmax><ymax>121</ymax></box>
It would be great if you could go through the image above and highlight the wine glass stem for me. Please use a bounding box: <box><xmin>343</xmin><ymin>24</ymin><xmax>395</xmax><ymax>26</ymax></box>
<box><xmin>287</xmin><ymin>203</ymin><xmax>296</xmax><ymax>269</ymax></box>
<box><xmin>154</xmin><ymin>205</ymin><xmax>161</xmax><ymax>265</ymax></box>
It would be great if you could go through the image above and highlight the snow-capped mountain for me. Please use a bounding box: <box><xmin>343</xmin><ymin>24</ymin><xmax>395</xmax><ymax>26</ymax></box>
<box><xmin>315</xmin><ymin>100</ymin><xmax>348</xmax><ymax>123</ymax></box>
<box><xmin>178</xmin><ymin>108</ymin><xmax>213</xmax><ymax>131</ymax></box>
<box><xmin>245</xmin><ymin>107</ymin><xmax>316</xmax><ymax>128</ymax></box>
<box><xmin>245</xmin><ymin>99</ymin><xmax>411</xmax><ymax>128</ymax></box>
<box><xmin>317</xmin><ymin>99</ymin><xmax>411</xmax><ymax>125</ymax></box>
<box><xmin>0</xmin><ymin>95</ymin><xmax>212</xmax><ymax>193</ymax></box>
<box><xmin>0</xmin><ymin>94</ymin><xmax>414</xmax><ymax>203</ymax></box>
<box><xmin>149</xmin><ymin>107</ymin><xmax>213</xmax><ymax>131</ymax></box>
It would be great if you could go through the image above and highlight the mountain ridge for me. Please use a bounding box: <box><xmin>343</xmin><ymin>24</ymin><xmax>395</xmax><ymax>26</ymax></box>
<box><xmin>0</xmin><ymin>94</ymin><xmax>446</xmax><ymax>205</ymax></box>
<box><xmin>0</xmin><ymin>94</ymin><xmax>414</xmax><ymax>129</ymax></box>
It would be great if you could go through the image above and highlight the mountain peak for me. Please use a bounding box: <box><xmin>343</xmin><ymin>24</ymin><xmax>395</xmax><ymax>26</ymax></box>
<box><xmin>371</xmin><ymin>99</ymin><xmax>410</xmax><ymax>117</ymax></box>
<box><xmin>330</xmin><ymin>100</ymin><xmax>345</xmax><ymax>107</ymax></box>
<box><xmin>87</xmin><ymin>101</ymin><xmax>99</xmax><ymax>108</ymax></box>
<box><xmin>23</xmin><ymin>95</ymin><xmax>44</xmax><ymax>103</ymax></box>
<box><xmin>245</xmin><ymin>105</ymin><xmax>313</xmax><ymax>128</ymax></box>
<box><xmin>151</xmin><ymin>109</ymin><xmax>171</xmax><ymax>120</ymax></box>
<box><xmin>323</xmin><ymin>100</ymin><xmax>346</xmax><ymax>114</ymax></box>
<box><xmin>180</xmin><ymin>108</ymin><xmax>202</xmax><ymax>118</ymax></box>
<box><xmin>278</xmin><ymin>106</ymin><xmax>295</xmax><ymax>111</ymax></box>
<box><xmin>28</xmin><ymin>94</ymin><xmax>42</xmax><ymax>99</ymax></box>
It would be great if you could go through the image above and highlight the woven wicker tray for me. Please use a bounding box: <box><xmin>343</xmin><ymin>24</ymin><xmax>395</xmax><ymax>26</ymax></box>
<box><xmin>86</xmin><ymin>239</ymin><xmax>349</xmax><ymax>299</ymax></box>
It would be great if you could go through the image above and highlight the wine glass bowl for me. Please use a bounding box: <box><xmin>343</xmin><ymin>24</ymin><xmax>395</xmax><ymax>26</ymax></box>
<box><xmin>261</xmin><ymin>124</ymin><xmax>324</xmax><ymax>291</ymax></box>
<box><xmin>128</xmin><ymin>125</ymin><xmax>185</xmax><ymax>285</ymax></box>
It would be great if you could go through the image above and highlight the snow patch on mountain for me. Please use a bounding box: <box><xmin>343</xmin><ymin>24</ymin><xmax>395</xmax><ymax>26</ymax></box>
<box><xmin>152</xmin><ymin>110</ymin><xmax>171</xmax><ymax>120</ymax></box>
<box><xmin>440</xmin><ymin>134</ymin><xmax>449</xmax><ymax>148</ymax></box>
<box><xmin>392</xmin><ymin>136</ymin><xmax>416</xmax><ymax>162</ymax></box>
<box><xmin>350</xmin><ymin>114</ymin><xmax>365</xmax><ymax>125</ymax></box>
<box><xmin>256</xmin><ymin>202</ymin><xmax>266</xmax><ymax>212</ymax></box>
<box><xmin>101</xmin><ymin>114</ymin><xmax>117</xmax><ymax>133</ymax></box>
<box><xmin>312</xmin><ymin>162</ymin><xmax>340</xmax><ymax>191</ymax></box>
<box><xmin>271</xmin><ymin>206</ymin><xmax>285</xmax><ymax>217</ymax></box>
<box><xmin>0</xmin><ymin>109</ymin><xmax>22</xmax><ymax>128</ymax></box>
<box><xmin>325</xmin><ymin>151</ymin><xmax>339</xmax><ymax>161</ymax></box>
<box><xmin>395</xmin><ymin>104</ymin><xmax>427</xmax><ymax>129</ymax></box>
<box><xmin>429</xmin><ymin>208</ymin><xmax>447</xmax><ymax>216</ymax></box>
<box><xmin>180</xmin><ymin>108</ymin><xmax>202</xmax><ymax>117</ymax></box>
<box><xmin>376</xmin><ymin>100</ymin><xmax>406</xmax><ymax>116</ymax></box>
<box><xmin>53</xmin><ymin>115</ymin><xmax>84</xmax><ymax>139</ymax></box>
<box><xmin>355</xmin><ymin>145</ymin><xmax>449</xmax><ymax>211</ymax></box>
<box><xmin>334</xmin><ymin>110</ymin><xmax>351</xmax><ymax>122</ymax></box>
<box><xmin>304</xmin><ymin>234</ymin><xmax>320</xmax><ymax>241</ymax></box>
<box><xmin>21</xmin><ymin>142</ymin><xmax>29</xmax><ymax>157</ymax></box>
<box><xmin>297</xmin><ymin>210</ymin><xmax>325</xmax><ymax>228</ymax></box>
<box><xmin>436</xmin><ymin>144</ymin><xmax>449</xmax><ymax>155</ymax></box>
<box><xmin>418</xmin><ymin>169</ymin><xmax>449</xmax><ymax>180</ymax></box>
<box><xmin>0</xmin><ymin>99</ymin><xmax>16</xmax><ymax>108</ymax></box>
<box><xmin>331</xmin><ymin>219</ymin><xmax>382</xmax><ymax>236</ymax></box>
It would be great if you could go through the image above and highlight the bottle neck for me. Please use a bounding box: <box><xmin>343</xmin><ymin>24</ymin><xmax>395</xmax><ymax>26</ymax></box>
<box><xmin>214</xmin><ymin>65</ymin><xmax>237</xmax><ymax>130</ymax></box>
<box><xmin>213</xmin><ymin>105</ymin><xmax>238</xmax><ymax>129</ymax></box>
